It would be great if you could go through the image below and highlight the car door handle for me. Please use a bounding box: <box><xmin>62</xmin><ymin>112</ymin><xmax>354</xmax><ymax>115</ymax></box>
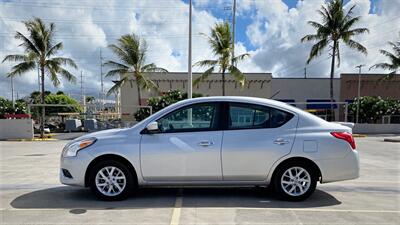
<box><xmin>274</xmin><ymin>138</ymin><xmax>290</xmax><ymax>145</ymax></box>
<box><xmin>198</xmin><ymin>141</ymin><xmax>213</xmax><ymax>147</ymax></box>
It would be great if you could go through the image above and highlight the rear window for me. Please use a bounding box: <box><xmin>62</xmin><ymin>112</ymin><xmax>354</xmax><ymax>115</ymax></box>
<box><xmin>270</xmin><ymin>108</ymin><xmax>294</xmax><ymax>128</ymax></box>
<box><xmin>228</xmin><ymin>103</ymin><xmax>294</xmax><ymax>129</ymax></box>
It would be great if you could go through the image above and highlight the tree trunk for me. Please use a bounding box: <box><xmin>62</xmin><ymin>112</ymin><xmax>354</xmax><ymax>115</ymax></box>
<box><xmin>136</xmin><ymin>82</ymin><xmax>142</xmax><ymax>106</ymax></box>
<box><xmin>329</xmin><ymin>41</ymin><xmax>337</xmax><ymax>121</ymax></box>
<box><xmin>40</xmin><ymin>65</ymin><xmax>45</xmax><ymax>138</ymax></box>
<box><xmin>222</xmin><ymin>69</ymin><xmax>226</xmax><ymax>96</ymax></box>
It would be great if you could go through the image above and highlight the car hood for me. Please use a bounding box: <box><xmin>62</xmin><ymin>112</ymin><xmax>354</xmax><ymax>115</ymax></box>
<box><xmin>73</xmin><ymin>128</ymin><xmax>126</xmax><ymax>141</ymax></box>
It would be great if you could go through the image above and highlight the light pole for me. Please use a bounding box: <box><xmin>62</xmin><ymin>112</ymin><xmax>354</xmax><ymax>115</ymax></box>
<box><xmin>231</xmin><ymin>0</ymin><xmax>236</xmax><ymax>66</ymax></box>
<box><xmin>187</xmin><ymin>0</ymin><xmax>192</xmax><ymax>99</ymax></box>
<box><xmin>10</xmin><ymin>76</ymin><xmax>15</xmax><ymax>109</ymax></box>
<box><xmin>355</xmin><ymin>64</ymin><xmax>364</xmax><ymax>124</ymax></box>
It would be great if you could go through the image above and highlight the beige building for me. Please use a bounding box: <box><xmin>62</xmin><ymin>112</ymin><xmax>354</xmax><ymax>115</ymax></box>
<box><xmin>340</xmin><ymin>73</ymin><xmax>400</xmax><ymax>102</ymax></box>
<box><xmin>120</xmin><ymin>72</ymin><xmax>272</xmax><ymax>117</ymax></box>
<box><xmin>119</xmin><ymin>72</ymin><xmax>399</xmax><ymax>121</ymax></box>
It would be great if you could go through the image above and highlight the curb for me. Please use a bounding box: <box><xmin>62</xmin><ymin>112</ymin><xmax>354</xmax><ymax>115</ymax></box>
<box><xmin>352</xmin><ymin>134</ymin><xmax>367</xmax><ymax>137</ymax></box>
<box><xmin>5</xmin><ymin>138</ymin><xmax>58</xmax><ymax>141</ymax></box>
<box><xmin>383</xmin><ymin>138</ymin><xmax>400</xmax><ymax>143</ymax></box>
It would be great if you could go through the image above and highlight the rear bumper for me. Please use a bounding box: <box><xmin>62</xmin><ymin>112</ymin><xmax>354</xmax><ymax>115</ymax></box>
<box><xmin>60</xmin><ymin>151</ymin><xmax>93</xmax><ymax>187</ymax></box>
<box><xmin>317</xmin><ymin>150</ymin><xmax>359</xmax><ymax>183</ymax></box>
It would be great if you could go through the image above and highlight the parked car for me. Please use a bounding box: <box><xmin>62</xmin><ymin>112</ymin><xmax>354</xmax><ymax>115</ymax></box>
<box><xmin>60</xmin><ymin>97</ymin><xmax>359</xmax><ymax>201</ymax></box>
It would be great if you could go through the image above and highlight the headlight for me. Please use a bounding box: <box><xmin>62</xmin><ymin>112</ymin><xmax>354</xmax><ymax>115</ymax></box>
<box><xmin>62</xmin><ymin>138</ymin><xmax>97</xmax><ymax>157</ymax></box>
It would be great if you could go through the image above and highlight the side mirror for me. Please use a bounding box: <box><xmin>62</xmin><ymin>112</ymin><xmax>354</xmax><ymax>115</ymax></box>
<box><xmin>146</xmin><ymin>121</ymin><xmax>159</xmax><ymax>132</ymax></box>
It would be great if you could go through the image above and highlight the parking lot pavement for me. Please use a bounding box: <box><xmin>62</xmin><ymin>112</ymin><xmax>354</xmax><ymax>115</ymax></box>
<box><xmin>0</xmin><ymin>136</ymin><xmax>399</xmax><ymax>225</ymax></box>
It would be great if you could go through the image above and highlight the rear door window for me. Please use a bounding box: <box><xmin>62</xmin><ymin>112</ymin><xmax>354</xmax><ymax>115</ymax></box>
<box><xmin>228</xmin><ymin>103</ymin><xmax>294</xmax><ymax>130</ymax></box>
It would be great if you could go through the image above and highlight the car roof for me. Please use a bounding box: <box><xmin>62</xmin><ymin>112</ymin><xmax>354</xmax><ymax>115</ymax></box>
<box><xmin>177</xmin><ymin>96</ymin><xmax>301</xmax><ymax>113</ymax></box>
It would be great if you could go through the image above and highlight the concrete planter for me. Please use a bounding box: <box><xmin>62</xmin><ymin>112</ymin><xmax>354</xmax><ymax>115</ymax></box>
<box><xmin>353</xmin><ymin>123</ymin><xmax>400</xmax><ymax>134</ymax></box>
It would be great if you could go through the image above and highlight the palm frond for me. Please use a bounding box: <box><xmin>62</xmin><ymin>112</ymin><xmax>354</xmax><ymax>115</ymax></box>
<box><xmin>387</xmin><ymin>41</ymin><xmax>400</xmax><ymax>56</ymax></box>
<box><xmin>344</xmin><ymin>39</ymin><xmax>367</xmax><ymax>55</ymax></box>
<box><xmin>108</xmin><ymin>44</ymin><xmax>131</xmax><ymax>65</ymax></box>
<box><xmin>301</xmin><ymin>34</ymin><xmax>321</xmax><ymax>43</ymax></box>
<box><xmin>107</xmin><ymin>78</ymin><xmax>128</xmax><ymax>96</ymax></box>
<box><xmin>105</xmin><ymin>68</ymin><xmax>129</xmax><ymax>78</ymax></box>
<box><xmin>232</xmin><ymin>53</ymin><xmax>250</xmax><ymax>64</ymax></box>
<box><xmin>2</xmin><ymin>54</ymin><xmax>28</xmax><ymax>63</ymax></box>
<box><xmin>370</xmin><ymin>62</ymin><xmax>396</xmax><ymax>71</ymax></box>
<box><xmin>46</xmin><ymin>42</ymin><xmax>63</xmax><ymax>57</ymax></box>
<box><xmin>15</xmin><ymin>31</ymin><xmax>40</xmax><ymax>55</ymax></box>
<box><xmin>48</xmin><ymin>57</ymin><xmax>78</xmax><ymax>69</ymax></box>
<box><xmin>47</xmin><ymin>66</ymin><xmax>61</xmax><ymax>87</ymax></box>
<box><xmin>142</xmin><ymin>63</ymin><xmax>168</xmax><ymax>73</ymax></box>
<box><xmin>193</xmin><ymin>59</ymin><xmax>218</xmax><ymax>68</ymax></box>
<box><xmin>306</xmin><ymin>39</ymin><xmax>329</xmax><ymax>64</ymax></box>
<box><xmin>136</xmin><ymin>73</ymin><xmax>159</xmax><ymax>91</ymax></box>
<box><xmin>7</xmin><ymin>61</ymin><xmax>36</xmax><ymax>77</ymax></box>
<box><xmin>103</xmin><ymin>60</ymin><xmax>130</xmax><ymax>70</ymax></box>
<box><xmin>228</xmin><ymin>65</ymin><xmax>246</xmax><ymax>87</ymax></box>
<box><xmin>307</xmin><ymin>21</ymin><xmax>325</xmax><ymax>30</ymax></box>
<box><xmin>58</xmin><ymin>68</ymin><xmax>77</xmax><ymax>83</ymax></box>
<box><xmin>379</xmin><ymin>49</ymin><xmax>397</xmax><ymax>61</ymax></box>
<box><xmin>193</xmin><ymin>66</ymin><xmax>215</xmax><ymax>86</ymax></box>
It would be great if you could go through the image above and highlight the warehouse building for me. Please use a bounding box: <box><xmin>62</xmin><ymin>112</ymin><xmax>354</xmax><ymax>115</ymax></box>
<box><xmin>119</xmin><ymin>72</ymin><xmax>399</xmax><ymax>121</ymax></box>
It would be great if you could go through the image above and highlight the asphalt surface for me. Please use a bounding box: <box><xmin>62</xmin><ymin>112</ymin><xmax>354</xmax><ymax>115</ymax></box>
<box><xmin>0</xmin><ymin>136</ymin><xmax>399</xmax><ymax>225</ymax></box>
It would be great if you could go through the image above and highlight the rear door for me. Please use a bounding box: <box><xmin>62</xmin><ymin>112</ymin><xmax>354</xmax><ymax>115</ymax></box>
<box><xmin>221</xmin><ymin>102</ymin><xmax>298</xmax><ymax>181</ymax></box>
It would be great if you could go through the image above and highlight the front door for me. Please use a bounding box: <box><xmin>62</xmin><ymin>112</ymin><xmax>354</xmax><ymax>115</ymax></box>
<box><xmin>140</xmin><ymin>102</ymin><xmax>223</xmax><ymax>181</ymax></box>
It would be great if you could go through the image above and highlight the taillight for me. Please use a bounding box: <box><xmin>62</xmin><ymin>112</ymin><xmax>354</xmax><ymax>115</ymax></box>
<box><xmin>331</xmin><ymin>132</ymin><xmax>356</xmax><ymax>150</ymax></box>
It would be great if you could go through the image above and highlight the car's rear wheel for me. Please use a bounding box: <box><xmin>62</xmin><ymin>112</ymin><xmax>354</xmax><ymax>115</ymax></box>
<box><xmin>89</xmin><ymin>160</ymin><xmax>134</xmax><ymax>201</ymax></box>
<box><xmin>273</xmin><ymin>162</ymin><xmax>317</xmax><ymax>201</ymax></box>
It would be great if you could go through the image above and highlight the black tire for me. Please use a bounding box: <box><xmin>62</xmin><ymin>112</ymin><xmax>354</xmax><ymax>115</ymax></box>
<box><xmin>89</xmin><ymin>160</ymin><xmax>135</xmax><ymax>201</ymax></box>
<box><xmin>273</xmin><ymin>161</ymin><xmax>317</xmax><ymax>201</ymax></box>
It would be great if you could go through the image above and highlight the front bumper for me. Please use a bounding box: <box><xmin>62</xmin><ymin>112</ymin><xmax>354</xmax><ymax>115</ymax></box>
<box><xmin>60</xmin><ymin>150</ymin><xmax>93</xmax><ymax>187</ymax></box>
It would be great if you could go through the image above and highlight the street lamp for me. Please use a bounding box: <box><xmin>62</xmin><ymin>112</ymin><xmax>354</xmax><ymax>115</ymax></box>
<box><xmin>355</xmin><ymin>64</ymin><xmax>365</xmax><ymax>124</ymax></box>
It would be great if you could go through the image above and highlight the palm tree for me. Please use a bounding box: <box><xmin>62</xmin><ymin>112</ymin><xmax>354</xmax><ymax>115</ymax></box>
<box><xmin>2</xmin><ymin>18</ymin><xmax>77</xmax><ymax>138</ymax></box>
<box><xmin>194</xmin><ymin>22</ymin><xmax>249</xmax><ymax>96</ymax></box>
<box><xmin>301</xmin><ymin>0</ymin><xmax>369</xmax><ymax>119</ymax></box>
<box><xmin>104</xmin><ymin>34</ymin><xmax>167</xmax><ymax>106</ymax></box>
<box><xmin>370</xmin><ymin>34</ymin><xmax>400</xmax><ymax>79</ymax></box>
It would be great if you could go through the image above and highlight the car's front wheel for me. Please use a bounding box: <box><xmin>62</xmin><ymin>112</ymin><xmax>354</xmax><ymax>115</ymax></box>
<box><xmin>89</xmin><ymin>160</ymin><xmax>134</xmax><ymax>201</ymax></box>
<box><xmin>273</xmin><ymin>162</ymin><xmax>317</xmax><ymax>201</ymax></box>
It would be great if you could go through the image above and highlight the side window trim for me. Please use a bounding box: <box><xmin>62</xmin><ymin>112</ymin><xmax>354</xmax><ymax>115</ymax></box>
<box><xmin>152</xmin><ymin>102</ymin><xmax>222</xmax><ymax>134</ymax></box>
<box><xmin>225</xmin><ymin>102</ymin><xmax>294</xmax><ymax>131</ymax></box>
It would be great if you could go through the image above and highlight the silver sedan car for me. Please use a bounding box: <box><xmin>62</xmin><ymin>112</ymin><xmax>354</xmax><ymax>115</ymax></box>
<box><xmin>60</xmin><ymin>96</ymin><xmax>359</xmax><ymax>201</ymax></box>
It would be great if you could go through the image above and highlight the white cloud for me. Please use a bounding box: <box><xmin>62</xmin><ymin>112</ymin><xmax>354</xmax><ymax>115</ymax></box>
<box><xmin>241</xmin><ymin>0</ymin><xmax>400</xmax><ymax>78</ymax></box>
<box><xmin>0</xmin><ymin>0</ymin><xmax>399</xmax><ymax>100</ymax></box>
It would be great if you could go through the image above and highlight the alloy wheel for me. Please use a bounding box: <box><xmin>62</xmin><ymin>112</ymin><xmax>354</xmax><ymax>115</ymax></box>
<box><xmin>95</xmin><ymin>166</ymin><xmax>127</xmax><ymax>197</ymax></box>
<box><xmin>280</xmin><ymin>166</ymin><xmax>311</xmax><ymax>197</ymax></box>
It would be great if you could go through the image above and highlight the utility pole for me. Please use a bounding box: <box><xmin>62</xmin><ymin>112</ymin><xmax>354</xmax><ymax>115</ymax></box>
<box><xmin>100</xmin><ymin>48</ymin><xmax>104</xmax><ymax>110</ymax></box>
<box><xmin>187</xmin><ymin>0</ymin><xmax>192</xmax><ymax>99</ymax></box>
<box><xmin>10</xmin><ymin>76</ymin><xmax>15</xmax><ymax>109</ymax></box>
<box><xmin>231</xmin><ymin>0</ymin><xmax>237</xmax><ymax>66</ymax></box>
<box><xmin>304</xmin><ymin>67</ymin><xmax>307</xmax><ymax>79</ymax></box>
<box><xmin>355</xmin><ymin>64</ymin><xmax>365</xmax><ymax>124</ymax></box>
<box><xmin>80</xmin><ymin>71</ymin><xmax>86</xmax><ymax>115</ymax></box>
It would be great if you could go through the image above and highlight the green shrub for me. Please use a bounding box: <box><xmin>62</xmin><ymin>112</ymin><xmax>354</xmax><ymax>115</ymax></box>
<box><xmin>348</xmin><ymin>96</ymin><xmax>400</xmax><ymax>123</ymax></box>
<box><xmin>0</xmin><ymin>97</ymin><xmax>27</xmax><ymax>116</ymax></box>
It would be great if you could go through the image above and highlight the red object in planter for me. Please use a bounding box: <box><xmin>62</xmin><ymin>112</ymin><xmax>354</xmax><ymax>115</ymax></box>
<box><xmin>4</xmin><ymin>114</ymin><xmax>31</xmax><ymax>119</ymax></box>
